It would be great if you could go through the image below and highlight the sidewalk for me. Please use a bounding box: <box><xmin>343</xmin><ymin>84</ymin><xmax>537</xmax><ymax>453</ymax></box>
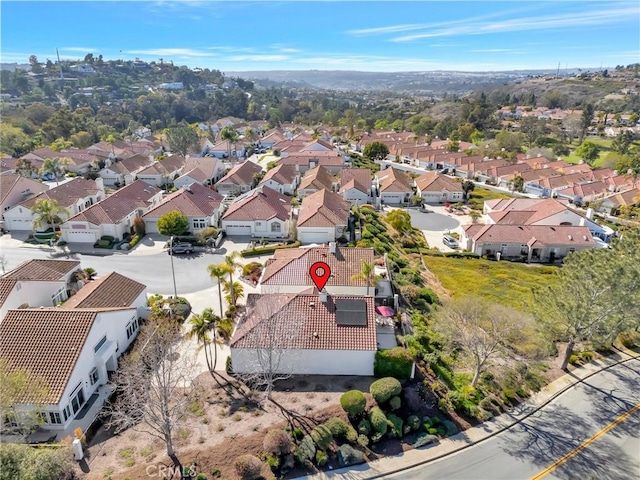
<box><xmin>299</xmin><ymin>347</ymin><xmax>640</xmax><ymax>479</ymax></box>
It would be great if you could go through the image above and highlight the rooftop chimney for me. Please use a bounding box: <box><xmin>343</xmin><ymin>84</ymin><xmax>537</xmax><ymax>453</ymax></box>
<box><xmin>329</xmin><ymin>241</ymin><xmax>337</xmax><ymax>254</ymax></box>
<box><xmin>319</xmin><ymin>289</ymin><xmax>328</xmax><ymax>304</ymax></box>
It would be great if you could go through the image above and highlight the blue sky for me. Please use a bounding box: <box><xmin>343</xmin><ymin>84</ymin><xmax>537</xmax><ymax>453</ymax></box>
<box><xmin>1</xmin><ymin>1</ymin><xmax>639</xmax><ymax>72</ymax></box>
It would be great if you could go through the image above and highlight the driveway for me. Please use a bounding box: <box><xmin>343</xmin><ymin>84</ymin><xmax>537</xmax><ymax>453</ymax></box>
<box><xmin>396</xmin><ymin>206</ymin><xmax>470</xmax><ymax>251</ymax></box>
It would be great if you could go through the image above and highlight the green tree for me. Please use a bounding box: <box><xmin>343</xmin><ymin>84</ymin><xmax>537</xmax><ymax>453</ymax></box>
<box><xmin>0</xmin><ymin>124</ymin><xmax>33</xmax><ymax>157</ymax></box>
<box><xmin>31</xmin><ymin>198</ymin><xmax>69</xmax><ymax>232</ymax></box>
<box><xmin>39</xmin><ymin>157</ymin><xmax>70</xmax><ymax>186</ymax></box>
<box><xmin>220</xmin><ymin>126</ymin><xmax>239</xmax><ymax>159</ymax></box>
<box><xmin>534</xmin><ymin>230</ymin><xmax>640</xmax><ymax>370</ymax></box>
<box><xmin>14</xmin><ymin>158</ymin><xmax>37</xmax><ymax>178</ymax></box>
<box><xmin>611</xmin><ymin>130</ymin><xmax>634</xmax><ymax>155</ymax></box>
<box><xmin>166</xmin><ymin>125</ymin><xmax>199</xmax><ymax>157</ymax></box>
<box><xmin>187</xmin><ymin>308</ymin><xmax>232</xmax><ymax>384</ymax></box>
<box><xmin>0</xmin><ymin>443</ymin><xmax>75</xmax><ymax>480</ymax></box>
<box><xmin>508</xmin><ymin>175</ymin><xmax>525</xmax><ymax>193</ymax></box>
<box><xmin>207</xmin><ymin>263</ymin><xmax>228</xmax><ymax>319</ymax></box>
<box><xmin>350</xmin><ymin>260</ymin><xmax>381</xmax><ymax>296</ymax></box>
<box><xmin>462</xmin><ymin>180</ymin><xmax>475</xmax><ymax>199</ymax></box>
<box><xmin>156</xmin><ymin>211</ymin><xmax>189</xmax><ymax>236</ymax></box>
<box><xmin>223</xmin><ymin>280</ymin><xmax>245</xmax><ymax>309</ymax></box>
<box><xmin>223</xmin><ymin>251</ymin><xmax>242</xmax><ymax>306</ymax></box>
<box><xmin>580</xmin><ymin>103</ymin><xmax>595</xmax><ymax>142</ymax></box>
<box><xmin>385</xmin><ymin>209</ymin><xmax>411</xmax><ymax>232</ymax></box>
<box><xmin>576</xmin><ymin>141</ymin><xmax>600</xmax><ymax>165</ymax></box>
<box><xmin>363</xmin><ymin>141</ymin><xmax>390</xmax><ymax>162</ymax></box>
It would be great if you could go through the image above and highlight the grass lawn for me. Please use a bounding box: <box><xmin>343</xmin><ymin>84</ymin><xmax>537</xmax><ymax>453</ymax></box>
<box><xmin>468</xmin><ymin>187</ymin><xmax>514</xmax><ymax>203</ymax></box>
<box><xmin>564</xmin><ymin>138</ymin><xmax>640</xmax><ymax>168</ymax></box>
<box><xmin>423</xmin><ymin>256</ymin><xmax>559</xmax><ymax>311</ymax></box>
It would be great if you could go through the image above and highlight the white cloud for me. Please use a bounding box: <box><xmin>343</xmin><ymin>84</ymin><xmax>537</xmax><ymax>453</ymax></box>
<box><xmin>60</xmin><ymin>47</ymin><xmax>98</xmax><ymax>53</ymax></box>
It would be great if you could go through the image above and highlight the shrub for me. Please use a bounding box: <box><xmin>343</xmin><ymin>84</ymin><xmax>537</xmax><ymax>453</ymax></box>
<box><xmin>412</xmin><ymin>433</ymin><xmax>439</xmax><ymax>449</ymax></box>
<box><xmin>199</xmin><ymin>226</ymin><xmax>217</xmax><ymax>239</ymax></box>
<box><xmin>240</xmin><ymin>241</ymin><xmax>301</xmax><ymax>258</ymax></box>
<box><xmin>242</xmin><ymin>262</ymin><xmax>262</xmax><ymax>277</ymax></box>
<box><xmin>386</xmin><ymin>413</ymin><xmax>404</xmax><ymax>438</ymax></box>
<box><xmin>325</xmin><ymin>417</ymin><xmax>357</xmax><ymax>442</ymax></box>
<box><xmin>370</xmin><ymin>377</ymin><xmax>402</xmax><ymax>405</ymax></box>
<box><xmin>569</xmin><ymin>354</ymin><xmax>581</xmax><ymax>365</ymax></box>
<box><xmin>357</xmin><ymin>419</ymin><xmax>371</xmax><ymax>436</ymax></box>
<box><xmin>369</xmin><ymin>407</ymin><xmax>388</xmax><ymax>436</ymax></box>
<box><xmin>263</xmin><ymin>429</ymin><xmax>293</xmax><ymax>456</ymax></box>
<box><xmin>128</xmin><ymin>233</ymin><xmax>143</xmax><ymax>249</ymax></box>
<box><xmin>266</xmin><ymin>455</ymin><xmax>280</xmax><ymax>473</ymax></box>
<box><xmin>619</xmin><ymin>331</ymin><xmax>640</xmax><ymax>348</ymax></box>
<box><xmin>406</xmin><ymin>415</ymin><xmax>421</xmax><ymax>431</ymax></box>
<box><xmin>310</xmin><ymin>424</ymin><xmax>333</xmax><ymax>451</ymax></box>
<box><xmin>580</xmin><ymin>351</ymin><xmax>594</xmax><ymax>362</ymax></box>
<box><xmin>389</xmin><ymin>396</ymin><xmax>401</xmax><ymax>411</ymax></box>
<box><xmin>340</xmin><ymin>390</ymin><xmax>366</xmax><ymax>417</ymax></box>
<box><xmin>293</xmin><ymin>435</ymin><xmax>316</xmax><ymax>466</ymax></box>
<box><xmin>374</xmin><ymin>348</ymin><xmax>414</xmax><ymax>379</ymax></box>
<box><xmin>357</xmin><ymin>434</ymin><xmax>369</xmax><ymax>447</ymax></box>
<box><xmin>315</xmin><ymin>450</ymin><xmax>328</xmax><ymax>467</ymax></box>
<box><xmin>234</xmin><ymin>454</ymin><xmax>262</xmax><ymax>480</ymax></box>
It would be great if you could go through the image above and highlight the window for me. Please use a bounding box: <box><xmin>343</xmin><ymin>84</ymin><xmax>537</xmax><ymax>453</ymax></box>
<box><xmin>49</xmin><ymin>412</ymin><xmax>61</xmax><ymax>424</ymax></box>
<box><xmin>38</xmin><ymin>411</ymin><xmax>48</xmax><ymax>424</ymax></box>
<box><xmin>63</xmin><ymin>405</ymin><xmax>71</xmax><ymax>421</ymax></box>
<box><xmin>70</xmin><ymin>383</ymin><xmax>85</xmax><ymax>415</ymax></box>
<box><xmin>51</xmin><ymin>286</ymin><xmax>66</xmax><ymax>305</ymax></box>
<box><xmin>89</xmin><ymin>368</ymin><xmax>99</xmax><ymax>386</ymax></box>
<box><xmin>255</xmin><ymin>221</ymin><xmax>262</xmax><ymax>226</ymax></box>
<box><xmin>94</xmin><ymin>335</ymin><xmax>107</xmax><ymax>353</ymax></box>
<box><xmin>126</xmin><ymin>317</ymin><xmax>139</xmax><ymax>340</ymax></box>
<box><xmin>193</xmin><ymin>218</ymin><xmax>206</xmax><ymax>229</ymax></box>
<box><xmin>271</xmin><ymin>223</ymin><xmax>281</xmax><ymax>232</ymax></box>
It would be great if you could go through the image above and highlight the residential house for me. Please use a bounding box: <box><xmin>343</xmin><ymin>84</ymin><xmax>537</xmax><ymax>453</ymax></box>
<box><xmin>0</xmin><ymin>273</ymin><xmax>146</xmax><ymax>438</ymax></box>
<box><xmin>221</xmin><ymin>186</ymin><xmax>292</xmax><ymax>238</ymax></box>
<box><xmin>143</xmin><ymin>183</ymin><xmax>224</xmax><ymax>234</ymax></box>
<box><xmin>3</xmin><ymin>178</ymin><xmax>105</xmax><ymax>232</ymax></box>
<box><xmin>215</xmin><ymin>161</ymin><xmax>263</xmax><ymax>197</ymax></box>
<box><xmin>556</xmin><ymin>181</ymin><xmax>611</xmax><ymax>205</ymax></box>
<box><xmin>374</xmin><ymin>167</ymin><xmax>414</xmax><ymax>206</ymax></box>
<box><xmin>1</xmin><ymin>174</ymin><xmax>48</xmax><ymax>215</ymax></box>
<box><xmin>298</xmin><ymin>166</ymin><xmax>339</xmax><ymax>198</ymax></box>
<box><xmin>258</xmin><ymin>164</ymin><xmax>300</xmax><ymax>195</ymax></box>
<box><xmin>600</xmin><ymin>187</ymin><xmax>640</xmax><ymax>215</ymax></box>
<box><xmin>260</xmin><ymin>130</ymin><xmax>288</xmax><ymax>148</ymax></box>
<box><xmin>99</xmin><ymin>153</ymin><xmax>155</xmax><ymax>187</ymax></box>
<box><xmin>461</xmin><ymin>224</ymin><xmax>594</xmax><ymax>262</ymax></box>
<box><xmin>230</xmin><ymin>293</ymin><xmax>377</xmax><ymax>376</ymax></box>
<box><xmin>278</xmin><ymin>152</ymin><xmax>345</xmax><ymax>174</ymax></box>
<box><xmin>297</xmin><ymin>189</ymin><xmax>351</xmax><ymax>244</ymax></box>
<box><xmin>414</xmin><ymin>171</ymin><xmax>464</xmax><ymax>204</ymax></box>
<box><xmin>173</xmin><ymin>157</ymin><xmax>226</xmax><ymax>189</ymax></box>
<box><xmin>208</xmin><ymin>139</ymin><xmax>245</xmax><ymax>159</ymax></box>
<box><xmin>0</xmin><ymin>259</ymin><xmax>80</xmax><ymax>321</ymax></box>
<box><xmin>135</xmin><ymin>155</ymin><xmax>186</xmax><ymax>188</ymax></box>
<box><xmin>60</xmin><ymin>181</ymin><xmax>163</xmax><ymax>243</ymax></box>
<box><xmin>339</xmin><ymin>168</ymin><xmax>373</xmax><ymax>205</ymax></box>
<box><xmin>55</xmin><ymin>149</ymin><xmax>102</xmax><ymax>175</ymax></box>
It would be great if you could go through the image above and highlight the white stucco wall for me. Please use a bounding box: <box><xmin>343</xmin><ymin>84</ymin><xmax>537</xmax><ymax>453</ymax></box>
<box><xmin>342</xmin><ymin>188</ymin><xmax>369</xmax><ymax>205</ymax></box>
<box><xmin>231</xmin><ymin>348</ymin><xmax>375</xmax><ymax>376</ymax></box>
<box><xmin>297</xmin><ymin>226</ymin><xmax>335</xmax><ymax>244</ymax></box>
<box><xmin>0</xmin><ymin>280</ymin><xmax>67</xmax><ymax>322</ymax></box>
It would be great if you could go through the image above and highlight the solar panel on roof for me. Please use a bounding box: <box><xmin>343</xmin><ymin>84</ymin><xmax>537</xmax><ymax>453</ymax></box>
<box><xmin>335</xmin><ymin>298</ymin><xmax>367</xmax><ymax>326</ymax></box>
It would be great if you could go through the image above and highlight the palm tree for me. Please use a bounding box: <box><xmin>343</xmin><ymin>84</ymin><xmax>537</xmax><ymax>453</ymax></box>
<box><xmin>40</xmin><ymin>157</ymin><xmax>70</xmax><ymax>186</ymax></box>
<box><xmin>220</xmin><ymin>126</ymin><xmax>238</xmax><ymax>160</ymax></box>
<box><xmin>224</xmin><ymin>252</ymin><xmax>242</xmax><ymax>306</ymax></box>
<box><xmin>207</xmin><ymin>263</ymin><xmax>228</xmax><ymax>319</ymax></box>
<box><xmin>188</xmin><ymin>308</ymin><xmax>223</xmax><ymax>386</ymax></box>
<box><xmin>350</xmin><ymin>260</ymin><xmax>381</xmax><ymax>296</ymax></box>
<box><xmin>31</xmin><ymin>198</ymin><xmax>69</xmax><ymax>232</ymax></box>
<box><xmin>223</xmin><ymin>280</ymin><xmax>245</xmax><ymax>308</ymax></box>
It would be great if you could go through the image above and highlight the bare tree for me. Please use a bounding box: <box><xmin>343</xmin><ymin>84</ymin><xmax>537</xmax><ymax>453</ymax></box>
<box><xmin>433</xmin><ymin>297</ymin><xmax>524</xmax><ymax>386</ymax></box>
<box><xmin>107</xmin><ymin>317</ymin><xmax>198</xmax><ymax>475</ymax></box>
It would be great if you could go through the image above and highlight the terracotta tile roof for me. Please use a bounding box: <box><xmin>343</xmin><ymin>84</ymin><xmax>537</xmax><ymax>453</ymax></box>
<box><xmin>603</xmin><ymin>187</ymin><xmax>640</xmax><ymax>207</ymax></box>
<box><xmin>108</xmin><ymin>153</ymin><xmax>154</xmax><ymax>175</ymax></box>
<box><xmin>375</xmin><ymin>168</ymin><xmax>414</xmax><ymax>193</ymax></box>
<box><xmin>261</xmin><ymin>246</ymin><xmax>375</xmax><ymax>287</ymax></box>
<box><xmin>415</xmin><ymin>171</ymin><xmax>463</xmax><ymax>193</ymax></box>
<box><xmin>143</xmin><ymin>183</ymin><xmax>223</xmax><ymax>219</ymax></box>
<box><xmin>216</xmin><ymin>160</ymin><xmax>262</xmax><ymax>187</ymax></box>
<box><xmin>1</xmin><ymin>175</ymin><xmax>45</xmax><ymax>204</ymax></box>
<box><xmin>278</xmin><ymin>152</ymin><xmax>345</xmax><ymax>167</ymax></box>
<box><xmin>136</xmin><ymin>154</ymin><xmax>186</xmax><ymax>176</ymax></box>
<box><xmin>339</xmin><ymin>168</ymin><xmax>371</xmax><ymax>193</ymax></box>
<box><xmin>178</xmin><ymin>168</ymin><xmax>209</xmax><ymax>183</ymax></box>
<box><xmin>183</xmin><ymin>157</ymin><xmax>220</xmax><ymax>180</ymax></box>
<box><xmin>466</xmin><ymin>224</ymin><xmax>594</xmax><ymax>246</ymax></box>
<box><xmin>2</xmin><ymin>259</ymin><xmax>80</xmax><ymax>281</ymax></box>
<box><xmin>26</xmin><ymin>147</ymin><xmax>60</xmax><ymax>160</ymax></box>
<box><xmin>230</xmin><ymin>293</ymin><xmax>377</xmax><ymax>351</ymax></box>
<box><xmin>0</xmin><ymin>279</ymin><xmax>18</xmax><ymax>311</ymax></box>
<box><xmin>67</xmin><ymin>181</ymin><xmax>161</xmax><ymax>225</ymax></box>
<box><xmin>300</xmin><ymin>139</ymin><xmax>335</xmax><ymax>151</ymax></box>
<box><xmin>297</xmin><ymin>189</ymin><xmax>351</xmax><ymax>228</ymax></box>
<box><xmin>222</xmin><ymin>186</ymin><xmax>291</xmax><ymax>222</ymax></box>
<box><xmin>62</xmin><ymin>272</ymin><xmax>146</xmax><ymax>309</ymax></box>
<box><xmin>299</xmin><ymin>166</ymin><xmax>337</xmax><ymax>191</ymax></box>
<box><xmin>17</xmin><ymin>178</ymin><xmax>101</xmax><ymax>210</ymax></box>
<box><xmin>0</xmin><ymin>308</ymin><xmax>131</xmax><ymax>404</ymax></box>
<box><xmin>487</xmin><ymin>210</ymin><xmax>537</xmax><ymax>225</ymax></box>
<box><xmin>259</xmin><ymin>164</ymin><xmax>298</xmax><ymax>186</ymax></box>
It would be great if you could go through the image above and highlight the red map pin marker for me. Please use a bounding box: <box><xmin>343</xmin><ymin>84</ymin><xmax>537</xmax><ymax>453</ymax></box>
<box><xmin>309</xmin><ymin>261</ymin><xmax>331</xmax><ymax>292</ymax></box>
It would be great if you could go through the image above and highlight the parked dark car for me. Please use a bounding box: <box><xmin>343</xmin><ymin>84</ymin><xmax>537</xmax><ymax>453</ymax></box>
<box><xmin>169</xmin><ymin>242</ymin><xmax>194</xmax><ymax>254</ymax></box>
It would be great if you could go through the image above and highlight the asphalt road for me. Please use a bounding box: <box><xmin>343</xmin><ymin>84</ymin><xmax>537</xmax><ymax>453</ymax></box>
<box><xmin>405</xmin><ymin>208</ymin><xmax>460</xmax><ymax>231</ymax></box>
<box><xmin>389</xmin><ymin>359</ymin><xmax>640</xmax><ymax>480</ymax></box>
<box><xmin>0</xmin><ymin>242</ymin><xmax>226</xmax><ymax>295</ymax></box>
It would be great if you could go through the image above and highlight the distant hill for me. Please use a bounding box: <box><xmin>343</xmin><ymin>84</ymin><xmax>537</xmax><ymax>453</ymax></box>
<box><xmin>225</xmin><ymin>69</ymin><xmax>562</xmax><ymax>95</ymax></box>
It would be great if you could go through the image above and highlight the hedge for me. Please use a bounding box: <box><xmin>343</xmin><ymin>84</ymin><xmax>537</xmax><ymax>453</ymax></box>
<box><xmin>127</xmin><ymin>233</ymin><xmax>144</xmax><ymax>249</ymax></box>
<box><xmin>369</xmin><ymin>407</ymin><xmax>388</xmax><ymax>436</ymax></box>
<box><xmin>374</xmin><ymin>348</ymin><xmax>413</xmax><ymax>379</ymax></box>
<box><xmin>241</xmin><ymin>241</ymin><xmax>301</xmax><ymax>258</ymax></box>
<box><xmin>310</xmin><ymin>424</ymin><xmax>333</xmax><ymax>451</ymax></box>
<box><xmin>340</xmin><ymin>390</ymin><xmax>366</xmax><ymax>417</ymax></box>
<box><xmin>370</xmin><ymin>377</ymin><xmax>402</xmax><ymax>405</ymax></box>
<box><xmin>324</xmin><ymin>417</ymin><xmax>357</xmax><ymax>442</ymax></box>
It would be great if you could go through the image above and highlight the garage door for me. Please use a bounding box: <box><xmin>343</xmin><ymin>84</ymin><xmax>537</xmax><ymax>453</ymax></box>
<box><xmin>224</xmin><ymin>224</ymin><xmax>252</xmax><ymax>236</ymax></box>
<box><xmin>7</xmin><ymin>219</ymin><xmax>31</xmax><ymax>231</ymax></box>
<box><xmin>298</xmin><ymin>230</ymin><xmax>331</xmax><ymax>244</ymax></box>
<box><xmin>66</xmin><ymin>230</ymin><xmax>97</xmax><ymax>243</ymax></box>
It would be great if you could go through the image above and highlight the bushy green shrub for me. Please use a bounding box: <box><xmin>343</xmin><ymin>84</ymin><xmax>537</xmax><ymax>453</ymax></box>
<box><xmin>315</xmin><ymin>450</ymin><xmax>328</xmax><ymax>467</ymax></box>
<box><xmin>389</xmin><ymin>396</ymin><xmax>401</xmax><ymax>411</ymax></box>
<box><xmin>234</xmin><ymin>454</ymin><xmax>262</xmax><ymax>480</ymax></box>
<box><xmin>619</xmin><ymin>331</ymin><xmax>640</xmax><ymax>348</ymax></box>
<box><xmin>386</xmin><ymin>413</ymin><xmax>404</xmax><ymax>438</ymax></box>
<box><xmin>199</xmin><ymin>226</ymin><xmax>218</xmax><ymax>239</ymax></box>
<box><xmin>369</xmin><ymin>407</ymin><xmax>388</xmax><ymax>436</ymax></box>
<box><xmin>357</xmin><ymin>419</ymin><xmax>371</xmax><ymax>436</ymax></box>
<box><xmin>242</xmin><ymin>262</ymin><xmax>262</xmax><ymax>277</ymax></box>
<box><xmin>406</xmin><ymin>415</ymin><xmax>421</xmax><ymax>431</ymax></box>
<box><xmin>340</xmin><ymin>390</ymin><xmax>366</xmax><ymax>417</ymax></box>
<box><xmin>310</xmin><ymin>424</ymin><xmax>333</xmax><ymax>451</ymax></box>
<box><xmin>241</xmin><ymin>241</ymin><xmax>301</xmax><ymax>258</ymax></box>
<box><xmin>324</xmin><ymin>417</ymin><xmax>357</xmax><ymax>442</ymax></box>
<box><xmin>100</xmin><ymin>235</ymin><xmax>115</xmax><ymax>242</ymax></box>
<box><xmin>294</xmin><ymin>435</ymin><xmax>316</xmax><ymax>466</ymax></box>
<box><xmin>357</xmin><ymin>434</ymin><xmax>369</xmax><ymax>447</ymax></box>
<box><xmin>370</xmin><ymin>377</ymin><xmax>402</xmax><ymax>405</ymax></box>
<box><xmin>266</xmin><ymin>455</ymin><xmax>279</xmax><ymax>473</ymax></box>
<box><xmin>128</xmin><ymin>233</ymin><xmax>143</xmax><ymax>248</ymax></box>
<box><xmin>412</xmin><ymin>433</ymin><xmax>439</xmax><ymax>449</ymax></box>
<box><xmin>263</xmin><ymin>429</ymin><xmax>293</xmax><ymax>456</ymax></box>
<box><xmin>374</xmin><ymin>348</ymin><xmax>413</xmax><ymax>379</ymax></box>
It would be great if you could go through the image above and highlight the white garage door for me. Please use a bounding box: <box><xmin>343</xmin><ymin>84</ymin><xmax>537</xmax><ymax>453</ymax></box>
<box><xmin>224</xmin><ymin>224</ymin><xmax>252</xmax><ymax>236</ymax></box>
<box><xmin>7</xmin><ymin>219</ymin><xmax>31</xmax><ymax>231</ymax></box>
<box><xmin>66</xmin><ymin>230</ymin><xmax>97</xmax><ymax>243</ymax></box>
<box><xmin>298</xmin><ymin>230</ymin><xmax>331</xmax><ymax>244</ymax></box>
